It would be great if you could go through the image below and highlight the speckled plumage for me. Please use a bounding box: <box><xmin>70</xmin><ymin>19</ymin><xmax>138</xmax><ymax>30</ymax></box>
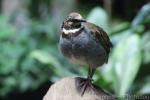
<box><xmin>59</xmin><ymin>16</ymin><xmax>112</xmax><ymax>68</ymax></box>
<box><xmin>59</xmin><ymin>12</ymin><xmax>112</xmax><ymax>96</ymax></box>
<box><xmin>60</xmin><ymin>23</ymin><xmax>109</xmax><ymax>68</ymax></box>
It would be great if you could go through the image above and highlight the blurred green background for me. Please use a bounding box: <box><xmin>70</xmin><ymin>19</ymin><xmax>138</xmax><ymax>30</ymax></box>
<box><xmin>0</xmin><ymin>0</ymin><xmax>150</xmax><ymax>100</ymax></box>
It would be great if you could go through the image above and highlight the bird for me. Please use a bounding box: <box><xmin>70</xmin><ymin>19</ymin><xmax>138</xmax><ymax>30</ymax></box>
<box><xmin>59</xmin><ymin>12</ymin><xmax>113</xmax><ymax>96</ymax></box>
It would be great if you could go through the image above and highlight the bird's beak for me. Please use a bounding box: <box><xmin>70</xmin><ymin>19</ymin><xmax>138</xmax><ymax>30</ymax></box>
<box><xmin>79</xmin><ymin>19</ymin><xmax>86</xmax><ymax>22</ymax></box>
<box><xmin>69</xmin><ymin>19</ymin><xmax>86</xmax><ymax>22</ymax></box>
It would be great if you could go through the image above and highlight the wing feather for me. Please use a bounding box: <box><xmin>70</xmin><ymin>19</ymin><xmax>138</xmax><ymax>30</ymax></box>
<box><xmin>84</xmin><ymin>22</ymin><xmax>113</xmax><ymax>62</ymax></box>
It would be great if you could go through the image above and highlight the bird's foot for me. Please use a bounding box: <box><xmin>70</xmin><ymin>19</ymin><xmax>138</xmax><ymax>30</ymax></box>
<box><xmin>78</xmin><ymin>78</ymin><xmax>93</xmax><ymax>96</ymax></box>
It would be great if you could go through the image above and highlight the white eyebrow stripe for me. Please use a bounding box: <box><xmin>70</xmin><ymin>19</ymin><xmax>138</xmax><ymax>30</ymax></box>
<box><xmin>62</xmin><ymin>28</ymin><xmax>80</xmax><ymax>34</ymax></box>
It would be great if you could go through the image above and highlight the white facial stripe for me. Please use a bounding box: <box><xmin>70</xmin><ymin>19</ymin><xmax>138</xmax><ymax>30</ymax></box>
<box><xmin>76</xmin><ymin>16</ymin><xmax>82</xmax><ymax>20</ymax></box>
<box><xmin>62</xmin><ymin>28</ymin><xmax>80</xmax><ymax>34</ymax></box>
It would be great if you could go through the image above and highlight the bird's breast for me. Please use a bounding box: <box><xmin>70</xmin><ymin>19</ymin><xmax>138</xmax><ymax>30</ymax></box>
<box><xmin>59</xmin><ymin>31</ymin><xmax>107</xmax><ymax>67</ymax></box>
<box><xmin>60</xmin><ymin>31</ymin><xmax>90</xmax><ymax>57</ymax></box>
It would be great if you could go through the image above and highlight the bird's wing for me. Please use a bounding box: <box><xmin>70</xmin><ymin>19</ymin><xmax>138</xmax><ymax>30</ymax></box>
<box><xmin>84</xmin><ymin>22</ymin><xmax>113</xmax><ymax>57</ymax></box>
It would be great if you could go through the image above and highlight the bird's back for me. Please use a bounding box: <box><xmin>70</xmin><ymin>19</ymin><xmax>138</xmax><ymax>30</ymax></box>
<box><xmin>83</xmin><ymin>22</ymin><xmax>113</xmax><ymax>63</ymax></box>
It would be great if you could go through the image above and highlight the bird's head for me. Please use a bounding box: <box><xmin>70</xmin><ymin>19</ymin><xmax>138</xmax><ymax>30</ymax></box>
<box><xmin>61</xmin><ymin>12</ymin><xmax>86</xmax><ymax>34</ymax></box>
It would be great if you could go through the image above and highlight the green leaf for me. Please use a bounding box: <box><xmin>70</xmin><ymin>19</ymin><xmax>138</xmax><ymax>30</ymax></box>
<box><xmin>0</xmin><ymin>16</ymin><xmax>15</xmax><ymax>39</ymax></box>
<box><xmin>87</xmin><ymin>7</ymin><xmax>109</xmax><ymax>33</ymax></box>
<box><xmin>111</xmin><ymin>30</ymin><xmax>131</xmax><ymax>45</ymax></box>
<box><xmin>29</xmin><ymin>50</ymin><xmax>66</xmax><ymax>77</ymax></box>
<box><xmin>141</xmin><ymin>31</ymin><xmax>150</xmax><ymax>64</ymax></box>
<box><xmin>131</xmin><ymin>2</ymin><xmax>150</xmax><ymax>32</ymax></box>
<box><xmin>101</xmin><ymin>53</ymin><xmax>115</xmax><ymax>83</ymax></box>
<box><xmin>0</xmin><ymin>42</ymin><xmax>25</xmax><ymax>74</ymax></box>
<box><xmin>29</xmin><ymin>50</ymin><xmax>61</xmax><ymax>68</ymax></box>
<box><xmin>112</xmin><ymin>34</ymin><xmax>142</xmax><ymax>95</ymax></box>
<box><xmin>110</xmin><ymin>22</ymin><xmax>130</xmax><ymax>35</ymax></box>
<box><xmin>139</xmin><ymin>77</ymin><xmax>150</xmax><ymax>94</ymax></box>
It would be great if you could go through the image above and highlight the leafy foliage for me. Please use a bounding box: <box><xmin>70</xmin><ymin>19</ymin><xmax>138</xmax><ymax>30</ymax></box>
<box><xmin>0</xmin><ymin>1</ymin><xmax>150</xmax><ymax>99</ymax></box>
<box><xmin>90</xmin><ymin>4</ymin><xmax>150</xmax><ymax>97</ymax></box>
<box><xmin>0</xmin><ymin>15</ymin><xmax>75</xmax><ymax>96</ymax></box>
